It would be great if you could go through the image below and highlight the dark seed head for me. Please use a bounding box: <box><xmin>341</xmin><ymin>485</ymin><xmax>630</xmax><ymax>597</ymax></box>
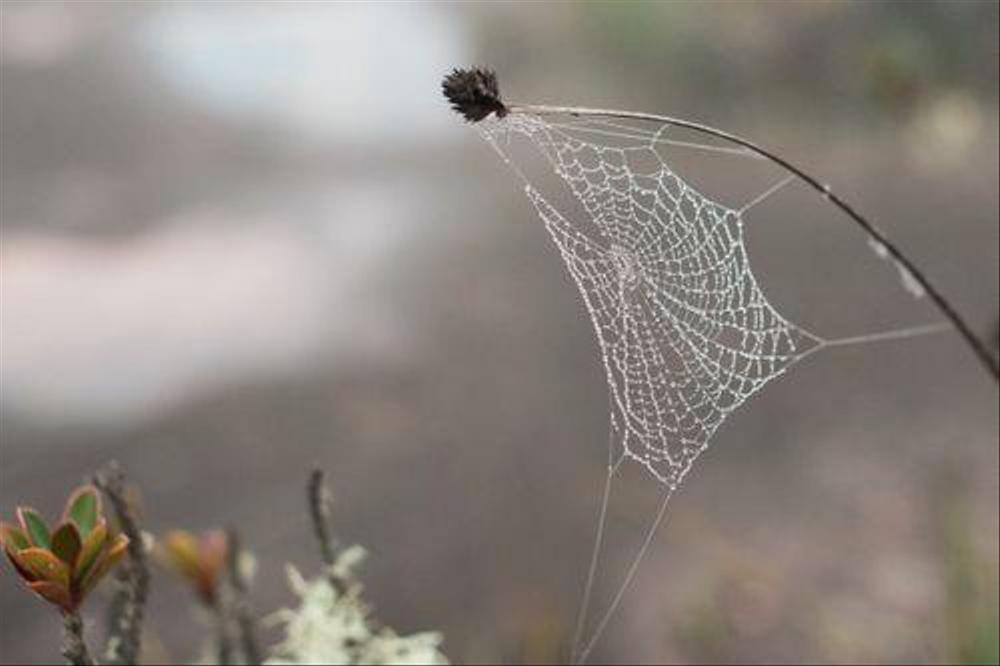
<box><xmin>442</xmin><ymin>67</ymin><xmax>507</xmax><ymax>123</ymax></box>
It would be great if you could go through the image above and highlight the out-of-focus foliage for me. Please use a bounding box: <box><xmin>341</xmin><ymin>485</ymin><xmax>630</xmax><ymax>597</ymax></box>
<box><xmin>157</xmin><ymin>529</ymin><xmax>228</xmax><ymax>606</ymax></box>
<box><xmin>935</xmin><ymin>473</ymin><xmax>1000</xmax><ymax>666</ymax></box>
<box><xmin>483</xmin><ymin>1</ymin><xmax>998</xmax><ymax>127</ymax></box>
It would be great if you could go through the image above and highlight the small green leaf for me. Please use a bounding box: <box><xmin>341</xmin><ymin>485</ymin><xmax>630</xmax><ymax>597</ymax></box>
<box><xmin>74</xmin><ymin>520</ymin><xmax>108</xmax><ymax>584</ymax></box>
<box><xmin>16</xmin><ymin>508</ymin><xmax>50</xmax><ymax>549</ymax></box>
<box><xmin>50</xmin><ymin>523</ymin><xmax>82</xmax><ymax>567</ymax></box>
<box><xmin>64</xmin><ymin>486</ymin><xmax>100</xmax><ymax>538</ymax></box>
<box><xmin>0</xmin><ymin>522</ymin><xmax>31</xmax><ymax>552</ymax></box>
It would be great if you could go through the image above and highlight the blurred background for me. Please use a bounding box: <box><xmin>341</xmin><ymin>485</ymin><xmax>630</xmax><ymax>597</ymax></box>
<box><xmin>1</xmin><ymin>1</ymin><xmax>997</xmax><ymax>664</ymax></box>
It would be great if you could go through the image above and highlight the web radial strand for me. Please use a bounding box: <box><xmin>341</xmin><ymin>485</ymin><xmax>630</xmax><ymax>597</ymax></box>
<box><xmin>478</xmin><ymin>113</ymin><xmax>822</xmax><ymax>487</ymax></box>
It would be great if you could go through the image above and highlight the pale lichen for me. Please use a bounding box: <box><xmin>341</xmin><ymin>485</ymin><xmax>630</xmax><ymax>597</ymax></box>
<box><xmin>266</xmin><ymin>546</ymin><xmax>448</xmax><ymax>666</ymax></box>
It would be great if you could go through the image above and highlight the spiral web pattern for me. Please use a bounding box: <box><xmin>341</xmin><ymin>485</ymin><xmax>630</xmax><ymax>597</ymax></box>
<box><xmin>478</xmin><ymin>113</ymin><xmax>822</xmax><ymax>487</ymax></box>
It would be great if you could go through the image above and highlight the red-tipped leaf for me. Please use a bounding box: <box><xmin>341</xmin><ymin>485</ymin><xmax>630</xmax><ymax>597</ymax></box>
<box><xmin>27</xmin><ymin>580</ymin><xmax>74</xmax><ymax>611</ymax></box>
<box><xmin>50</xmin><ymin>522</ymin><xmax>83</xmax><ymax>566</ymax></box>
<box><xmin>15</xmin><ymin>547</ymin><xmax>70</xmax><ymax>587</ymax></box>
<box><xmin>0</xmin><ymin>522</ymin><xmax>31</xmax><ymax>553</ymax></box>
<box><xmin>5</xmin><ymin>548</ymin><xmax>34</xmax><ymax>581</ymax></box>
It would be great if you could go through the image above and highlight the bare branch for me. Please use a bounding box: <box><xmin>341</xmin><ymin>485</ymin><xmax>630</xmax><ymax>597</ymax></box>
<box><xmin>307</xmin><ymin>469</ymin><xmax>336</xmax><ymax>568</ymax></box>
<box><xmin>94</xmin><ymin>462</ymin><xmax>148</xmax><ymax>666</ymax></box>
<box><xmin>61</xmin><ymin>611</ymin><xmax>94</xmax><ymax>666</ymax></box>
<box><xmin>307</xmin><ymin>468</ymin><xmax>349</xmax><ymax>595</ymax></box>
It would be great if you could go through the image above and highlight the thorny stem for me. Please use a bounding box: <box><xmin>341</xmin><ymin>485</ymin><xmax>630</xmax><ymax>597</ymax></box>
<box><xmin>62</xmin><ymin>610</ymin><xmax>94</xmax><ymax>666</ymax></box>
<box><xmin>94</xmin><ymin>462</ymin><xmax>148</xmax><ymax>666</ymax></box>
<box><xmin>225</xmin><ymin>529</ymin><xmax>262</xmax><ymax>666</ymax></box>
<box><xmin>509</xmin><ymin>103</ymin><xmax>1000</xmax><ymax>384</ymax></box>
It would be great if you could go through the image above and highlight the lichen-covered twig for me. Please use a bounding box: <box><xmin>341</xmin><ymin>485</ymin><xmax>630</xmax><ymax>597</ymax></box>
<box><xmin>94</xmin><ymin>462</ymin><xmax>148</xmax><ymax>665</ymax></box>
<box><xmin>104</xmin><ymin>568</ymin><xmax>129</xmax><ymax>643</ymax></box>
<box><xmin>62</xmin><ymin>610</ymin><xmax>94</xmax><ymax>666</ymax></box>
<box><xmin>225</xmin><ymin>529</ymin><xmax>262</xmax><ymax>666</ymax></box>
<box><xmin>307</xmin><ymin>469</ymin><xmax>349</xmax><ymax>595</ymax></box>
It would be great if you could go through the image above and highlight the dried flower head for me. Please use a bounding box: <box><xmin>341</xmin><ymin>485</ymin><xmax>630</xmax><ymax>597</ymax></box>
<box><xmin>0</xmin><ymin>485</ymin><xmax>129</xmax><ymax>612</ymax></box>
<box><xmin>442</xmin><ymin>67</ymin><xmax>507</xmax><ymax>122</ymax></box>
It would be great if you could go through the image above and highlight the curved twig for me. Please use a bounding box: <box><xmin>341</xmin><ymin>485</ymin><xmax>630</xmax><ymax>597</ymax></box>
<box><xmin>508</xmin><ymin>103</ymin><xmax>999</xmax><ymax>383</ymax></box>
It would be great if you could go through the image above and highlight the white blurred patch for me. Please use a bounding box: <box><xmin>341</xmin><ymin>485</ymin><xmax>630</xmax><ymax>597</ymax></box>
<box><xmin>905</xmin><ymin>91</ymin><xmax>985</xmax><ymax>174</ymax></box>
<box><xmin>0</xmin><ymin>184</ymin><xmax>424</xmax><ymax>428</ymax></box>
<box><xmin>139</xmin><ymin>3</ymin><xmax>468</xmax><ymax>144</ymax></box>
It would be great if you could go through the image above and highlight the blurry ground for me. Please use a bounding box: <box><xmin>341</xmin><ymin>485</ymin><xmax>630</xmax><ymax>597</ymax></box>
<box><xmin>1</xmin><ymin>3</ymin><xmax>997</xmax><ymax>665</ymax></box>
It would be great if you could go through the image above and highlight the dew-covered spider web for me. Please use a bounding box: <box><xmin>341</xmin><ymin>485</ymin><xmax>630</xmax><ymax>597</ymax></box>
<box><xmin>480</xmin><ymin>113</ymin><xmax>827</xmax><ymax>488</ymax></box>
<box><xmin>472</xmin><ymin>111</ymin><xmax>948</xmax><ymax>663</ymax></box>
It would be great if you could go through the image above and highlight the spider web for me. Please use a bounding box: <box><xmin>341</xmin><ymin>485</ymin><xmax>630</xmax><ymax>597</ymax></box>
<box><xmin>470</xmin><ymin>110</ymin><xmax>950</xmax><ymax>663</ymax></box>
<box><xmin>477</xmin><ymin>112</ymin><xmax>822</xmax><ymax>488</ymax></box>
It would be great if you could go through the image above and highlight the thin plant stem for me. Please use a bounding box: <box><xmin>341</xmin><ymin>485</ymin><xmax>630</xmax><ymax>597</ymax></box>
<box><xmin>509</xmin><ymin>103</ymin><xmax>1000</xmax><ymax>383</ymax></box>
<box><xmin>207</xmin><ymin>595</ymin><xmax>235</xmax><ymax>666</ymax></box>
<box><xmin>216</xmin><ymin>612</ymin><xmax>234</xmax><ymax>666</ymax></box>
<box><xmin>94</xmin><ymin>462</ymin><xmax>148</xmax><ymax>666</ymax></box>
<box><xmin>307</xmin><ymin>468</ymin><xmax>349</xmax><ymax>595</ymax></box>
<box><xmin>225</xmin><ymin>529</ymin><xmax>262</xmax><ymax>666</ymax></box>
<box><xmin>307</xmin><ymin>469</ymin><xmax>337</xmax><ymax>569</ymax></box>
<box><xmin>61</xmin><ymin>610</ymin><xmax>94</xmax><ymax>666</ymax></box>
<box><xmin>103</xmin><ymin>568</ymin><xmax>129</xmax><ymax>655</ymax></box>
